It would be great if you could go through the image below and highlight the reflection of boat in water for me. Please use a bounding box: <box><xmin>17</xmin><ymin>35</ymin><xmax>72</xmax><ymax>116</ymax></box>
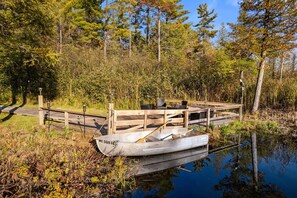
<box><xmin>94</xmin><ymin>128</ymin><xmax>209</xmax><ymax>156</ymax></box>
<box><xmin>133</xmin><ymin>146</ymin><xmax>209</xmax><ymax>176</ymax></box>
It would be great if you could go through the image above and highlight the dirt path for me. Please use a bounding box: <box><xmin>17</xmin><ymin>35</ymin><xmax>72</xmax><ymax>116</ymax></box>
<box><xmin>0</xmin><ymin>104</ymin><xmax>108</xmax><ymax>135</ymax></box>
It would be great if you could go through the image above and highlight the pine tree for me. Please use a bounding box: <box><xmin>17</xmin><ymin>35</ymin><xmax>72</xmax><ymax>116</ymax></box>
<box><xmin>194</xmin><ymin>3</ymin><xmax>217</xmax><ymax>54</ymax></box>
<box><xmin>50</xmin><ymin>0</ymin><xmax>77</xmax><ymax>53</ymax></box>
<box><xmin>140</xmin><ymin>0</ymin><xmax>179</xmax><ymax>62</ymax></box>
<box><xmin>70</xmin><ymin>0</ymin><xmax>104</xmax><ymax>46</ymax></box>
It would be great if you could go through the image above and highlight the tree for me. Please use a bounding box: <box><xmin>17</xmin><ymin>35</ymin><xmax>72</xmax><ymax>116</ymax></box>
<box><xmin>50</xmin><ymin>0</ymin><xmax>77</xmax><ymax>53</ymax></box>
<box><xmin>0</xmin><ymin>0</ymin><xmax>58</xmax><ymax>104</ymax></box>
<box><xmin>194</xmin><ymin>3</ymin><xmax>217</xmax><ymax>54</ymax></box>
<box><xmin>231</xmin><ymin>0</ymin><xmax>297</xmax><ymax>113</ymax></box>
<box><xmin>162</xmin><ymin>0</ymin><xmax>190</xmax><ymax>57</ymax></box>
<box><xmin>70</xmin><ymin>0</ymin><xmax>104</xmax><ymax>47</ymax></box>
<box><xmin>109</xmin><ymin>0</ymin><xmax>137</xmax><ymax>57</ymax></box>
<box><xmin>140</xmin><ymin>0</ymin><xmax>180</xmax><ymax>62</ymax></box>
<box><xmin>217</xmin><ymin>23</ymin><xmax>229</xmax><ymax>48</ymax></box>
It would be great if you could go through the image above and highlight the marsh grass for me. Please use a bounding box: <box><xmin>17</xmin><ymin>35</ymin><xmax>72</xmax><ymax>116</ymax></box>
<box><xmin>0</xmin><ymin>115</ymin><xmax>132</xmax><ymax>197</ymax></box>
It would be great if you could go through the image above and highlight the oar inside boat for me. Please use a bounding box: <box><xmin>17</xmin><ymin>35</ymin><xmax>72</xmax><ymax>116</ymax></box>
<box><xmin>136</xmin><ymin>119</ymin><xmax>172</xmax><ymax>143</ymax></box>
<box><xmin>172</xmin><ymin>129</ymin><xmax>193</xmax><ymax>140</ymax></box>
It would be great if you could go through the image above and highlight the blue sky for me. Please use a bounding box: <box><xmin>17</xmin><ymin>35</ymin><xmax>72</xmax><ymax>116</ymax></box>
<box><xmin>181</xmin><ymin>0</ymin><xmax>240</xmax><ymax>29</ymax></box>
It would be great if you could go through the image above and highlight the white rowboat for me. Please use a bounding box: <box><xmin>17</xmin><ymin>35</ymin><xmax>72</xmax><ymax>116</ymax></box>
<box><xmin>94</xmin><ymin>128</ymin><xmax>209</xmax><ymax>156</ymax></box>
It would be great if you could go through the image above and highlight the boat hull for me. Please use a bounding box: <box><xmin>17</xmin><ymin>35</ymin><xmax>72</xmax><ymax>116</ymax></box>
<box><xmin>94</xmin><ymin>128</ymin><xmax>209</xmax><ymax>156</ymax></box>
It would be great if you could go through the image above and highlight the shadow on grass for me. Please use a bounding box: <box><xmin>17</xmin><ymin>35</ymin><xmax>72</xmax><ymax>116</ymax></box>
<box><xmin>0</xmin><ymin>100</ymin><xmax>26</xmax><ymax>122</ymax></box>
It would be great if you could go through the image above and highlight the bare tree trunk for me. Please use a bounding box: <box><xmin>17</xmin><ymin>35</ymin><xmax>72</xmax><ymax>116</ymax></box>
<box><xmin>252</xmin><ymin>51</ymin><xmax>266</xmax><ymax>113</ymax></box>
<box><xmin>279</xmin><ymin>53</ymin><xmax>285</xmax><ymax>83</ymax></box>
<box><xmin>104</xmin><ymin>0</ymin><xmax>109</xmax><ymax>61</ymax></box>
<box><xmin>271</xmin><ymin>57</ymin><xmax>276</xmax><ymax>79</ymax></box>
<box><xmin>129</xmin><ymin>30</ymin><xmax>132</xmax><ymax>58</ymax></box>
<box><xmin>146</xmin><ymin>7</ymin><xmax>150</xmax><ymax>45</ymax></box>
<box><xmin>292</xmin><ymin>53</ymin><xmax>296</xmax><ymax>72</ymax></box>
<box><xmin>157</xmin><ymin>7</ymin><xmax>161</xmax><ymax>62</ymax></box>
<box><xmin>104</xmin><ymin>32</ymin><xmax>107</xmax><ymax>61</ymax></box>
<box><xmin>59</xmin><ymin>16</ymin><xmax>63</xmax><ymax>54</ymax></box>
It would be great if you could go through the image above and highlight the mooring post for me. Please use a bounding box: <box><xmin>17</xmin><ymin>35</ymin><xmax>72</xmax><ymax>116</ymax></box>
<box><xmin>144</xmin><ymin>111</ymin><xmax>147</xmax><ymax>130</ymax></box>
<box><xmin>83</xmin><ymin>104</ymin><xmax>86</xmax><ymax>137</ymax></box>
<box><xmin>164</xmin><ymin>110</ymin><xmax>167</xmax><ymax>129</ymax></box>
<box><xmin>112</xmin><ymin>110</ymin><xmax>117</xmax><ymax>134</ymax></box>
<box><xmin>184</xmin><ymin>110</ymin><xmax>189</xmax><ymax>128</ymax></box>
<box><xmin>206</xmin><ymin>108</ymin><xmax>211</xmax><ymax>128</ymax></box>
<box><xmin>64</xmin><ymin>112</ymin><xmax>69</xmax><ymax>129</ymax></box>
<box><xmin>38</xmin><ymin>88</ymin><xmax>44</xmax><ymax>126</ymax></box>
<box><xmin>108</xmin><ymin>103</ymin><xmax>114</xmax><ymax>135</ymax></box>
<box><xmin>239</xmin><ymin>105</ymin><xmax>243</xmax><ymax>122</ymax></box>
<box><xmin>47</xmin><ymin>101</ymin><xmax>51</xmax><ymax>132</ymax></box>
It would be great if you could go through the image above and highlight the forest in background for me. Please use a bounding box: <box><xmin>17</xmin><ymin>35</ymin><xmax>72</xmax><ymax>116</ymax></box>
<box><xmin>0</xmin><ymin>0</ymin><xmax>296</xmax><ymax>111</ymax></box>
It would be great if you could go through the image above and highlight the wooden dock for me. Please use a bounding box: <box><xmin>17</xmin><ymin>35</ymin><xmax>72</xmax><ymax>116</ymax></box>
<box><xmin>1</xmin><ymin>95</ymin><xmax>242</xmax><ymax>135</ymax></box>
<box><xmin>107</xmin><ymin>100</ymin><xmax>242</xmax><ymax>134</ymax></box>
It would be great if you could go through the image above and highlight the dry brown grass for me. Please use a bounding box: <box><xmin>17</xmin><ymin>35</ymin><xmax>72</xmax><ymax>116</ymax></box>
<box><xmin>0</xmin><ymin>116</ymin><xmax>131</xmax><ymax>197</ymax></box>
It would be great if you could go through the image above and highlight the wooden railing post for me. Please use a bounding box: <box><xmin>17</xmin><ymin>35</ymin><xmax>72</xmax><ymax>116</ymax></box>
<box><xmin>108</xmin><ymin>103</ymin><xmax>114</xmax><ymax>135</ymax></box>
<box><xmin>112</xmin><ymin>110</ymin><xmax>117</xmax><ymax>134</ymax></box>
<box><xmin>144</xmin><ymin>111</ymin><xmax>147</xmax><ymax>130</ymax></box>
<box><xmin>239</xmin><ymin>105</ymin><xmax>243</xmax><ymax>122</ymax></box>
<box><xmin>38</xmin><ymin>92</ymin><xmax>44</xmax><ymax>126</ymax></box>
<box><xmin>206</xmin><ymin>108</ymin><xmax>211</xmax><ymax>128</ymax></box>
<box><xmin>184</xmin><ymin>110</ymin><xmax>189</xmax><ymax>128</ymax></box>
<box><xmin>64</xmin><ymin>112</ymin><xmax>69</xmax><ymax>128</ymax></box>
<box><xmin>164</xmin><ymin>110</ymin><xmax>167</xmax><ymax>128</ymax></box>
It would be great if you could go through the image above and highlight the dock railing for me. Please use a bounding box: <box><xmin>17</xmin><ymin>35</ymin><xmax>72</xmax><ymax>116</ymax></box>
<box><xmin>108</xmin><ymin>102</ymin><xmax>242</xmax><ymax>134</ymax></box>
<box><xmin>38</xmin><ymin>93</ymin><xmax>106</xmax><ymax>130</ymax></box>
<box><xmin>37</xmin><ymin>93</ymin><xmax>242</xmax><ymax>134</ymax></box>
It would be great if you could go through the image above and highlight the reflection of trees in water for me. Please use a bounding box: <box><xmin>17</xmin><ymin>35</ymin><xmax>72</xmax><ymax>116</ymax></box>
<box><xmin>130</xmin><ymin>134</ymin><xmax>296</xmax><ymax>197</ymax></box>
<box><xmin>257</xmin><ymin>134</ymin><xmax>297</xmax><ymax>175</ymax></box>
<box><xmin>193</xmin><ymin>157</ymin><xmax>211</xmax><ymax>172</ymax></box>
<box><xmin>213</xmin><ymin>133</ymin><xmax>297</xmax><ymax>197</ymax></box>
<box><xmin>134</xmin><ymin>168</ymin><xmax>179</xmax><ymax>198</ymax></box>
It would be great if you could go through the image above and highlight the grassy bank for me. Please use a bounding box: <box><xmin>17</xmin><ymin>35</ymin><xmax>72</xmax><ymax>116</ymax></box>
<box><xmin>0</xmin><ymin>114</ymin><xmax>132</xmax><ymax>197</ymax></box>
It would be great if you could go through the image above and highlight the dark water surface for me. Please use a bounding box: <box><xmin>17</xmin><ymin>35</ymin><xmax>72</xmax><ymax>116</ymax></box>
<box><xmin>125</xmin><ymin>134</ymin><xmax>297</xmax><ymax>198</ymax></box>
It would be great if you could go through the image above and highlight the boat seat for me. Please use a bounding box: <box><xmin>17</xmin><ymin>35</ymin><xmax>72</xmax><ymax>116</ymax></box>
<box><xmin>145</xmin><ymin>136</ymin><xmax>160</xmax><ymax>142</ymax></box>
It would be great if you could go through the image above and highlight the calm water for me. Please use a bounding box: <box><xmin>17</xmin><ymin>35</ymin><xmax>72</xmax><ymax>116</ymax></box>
<box><xmin>125</xmin><ymin>134</ymin><xmax>297</xmax><ymax>198</ymax></box>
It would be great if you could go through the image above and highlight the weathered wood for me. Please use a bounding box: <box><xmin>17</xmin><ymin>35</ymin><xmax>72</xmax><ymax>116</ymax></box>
<box><xmin>239</xmin><ymin>105</ymin><xmax>243</xmax><ymax>122</ymax></box>
<box><xmin>110</xmin><ymin>101</ymin><xmax>241</xmax><ymax>133</ymax></box>
<box><xmin>189</xmin><ymin>113</ymin><xmax>239</xmax><ymax>125</ymax></box>
<box><xmin>108</xmin><ymin>103</ymin><xmax>114</xmax><ymax>135</ymax></box>
<box><xmin>144</xmin><ymin>111</ymin><xmax>147</xmax><ymax>130</ymax></box>
<box><xmin>115</xmin><ymin>109</ymin><xmax>184</xmax><ymax>116</ymax></box>
<box><xmin>206</xmin><ymin>108</ymin><xmax>211</xmax><ymax>127</ymax></box>
<box><xmin>64</xmin><ymin>112</ymin><xmax>69</xmax><ymax>128</ymax></box>
<box><xmin>115</xmin><ymin>117</ymin><xmax>183</xmax><ymax>127</ymax></box>
<box><xmin>112</xmin><ymin>110</ymin><xmax>117</xmax><ymax>133</ymax></box>
<box><xmin>167</xmin><ymin>99</ymin><xmax>240</xmax><ymax>107</ymax></box>
<box><xmin>209</xmin><ymin>105</ymin><xmax>242</xmax><ymax>111</ymax></box>
<box><xmin>164</xmin><ymin>110</ymin><xmax>167</xmax><ymax>129</ymax></box>
<box><xmin>184</xmin><ymin>110</ymin><xmax>189</xmax><ymax>128</ymax></box>
<box><xmin>41</xmin><ymin>107</ymin><xmax>106</xmax><ymax>119</ymax></box>
<box><xmin>116</xmin><ymin>125</ymin><xmax>183</xmax><ymax>134</ymax></box>
<box><xmin>38</xmin><ymin>95</ymin><xmax>44</xmax><ymax>126</ymax></box>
